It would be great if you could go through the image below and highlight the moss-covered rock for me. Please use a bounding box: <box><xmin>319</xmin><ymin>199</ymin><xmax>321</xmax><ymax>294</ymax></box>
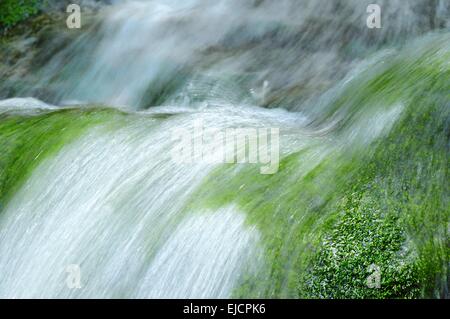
<box><xmin>302</xmin><ymin>193</ymin><xmax>421</xmax><ymax>299</ymax></box>
<box><xmin>300</xmin><ymin>40</ymin><xmax>449</xmax><ymax>298</ymax></box>
<box><xmin>188</xmin><ymin>35</ymin><xmax>449</xmax><ymax>298</ymax></box>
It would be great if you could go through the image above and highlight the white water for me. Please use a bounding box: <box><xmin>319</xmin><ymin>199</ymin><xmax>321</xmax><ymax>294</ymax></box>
<box><xmin>0</xmin><ymin>97</ymin><xmax>56</xmax><ymax>114</ymax></box>
<box><xmin>134</xmin><ymin>207</ymin><xmax>261</xmax><ymax>298</ymax></box>
<box><xmin>0</xmin><ymin>105</ymin><xmax>299</xmax><ymax>298</ymax></box>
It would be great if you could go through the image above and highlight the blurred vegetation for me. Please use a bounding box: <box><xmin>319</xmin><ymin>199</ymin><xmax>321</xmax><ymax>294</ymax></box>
<box><xmin>0</xmin><ymin>0</ymin><xmax>42</xmax><ymax>32</ymax></box>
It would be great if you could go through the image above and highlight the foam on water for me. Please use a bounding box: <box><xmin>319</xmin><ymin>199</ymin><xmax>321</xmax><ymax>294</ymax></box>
<box><xmin>0</xmin><ymin>97</ymin><xmax>56</xmax><ymax>114</ymax></box>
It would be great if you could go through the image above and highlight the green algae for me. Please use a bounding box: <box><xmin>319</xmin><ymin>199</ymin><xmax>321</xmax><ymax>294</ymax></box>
<box><xmin>0</xmin><ymin>107</ymin><xmax>125</xmax><ymax>211</ymax></box>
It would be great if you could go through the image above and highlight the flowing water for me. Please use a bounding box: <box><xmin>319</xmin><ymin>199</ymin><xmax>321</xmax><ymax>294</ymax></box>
<box><xmin>0</xmin><ymin>0</ymin><xmax>448</xmax><ymax>298</ymax></box>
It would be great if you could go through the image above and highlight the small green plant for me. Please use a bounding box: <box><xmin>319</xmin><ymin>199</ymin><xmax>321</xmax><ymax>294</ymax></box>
<box><xmin>0</xmin><ymin>0</ymin><xmax>41</xmax><ymax>30</ymax></box>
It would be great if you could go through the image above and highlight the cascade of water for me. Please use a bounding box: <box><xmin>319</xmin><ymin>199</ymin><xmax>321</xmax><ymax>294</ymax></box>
<box><xmin>0</xmin><ymin>105</ymin><xmax>301</xmax><ymax>298</ymax></box>
<box><xmin>0</xmin><ymin>0</ymin><xmax>448</xmax><ymax>299</ymax></box>
<box><xmin>18</xmin><ymin>0</ymin><xmax>448</xmax><ymax>109</ymax></box>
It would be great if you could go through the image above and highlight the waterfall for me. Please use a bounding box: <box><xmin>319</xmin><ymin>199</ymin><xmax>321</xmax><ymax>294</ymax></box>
<box><xmin>0</xmin><ymin>0</ymin><xmax>448</xmax><ymax>298</ymax></box>
<box><xmin>13</xmin><ymin>0</ymin><xmax>449</xmax><ymax>109</ymax></box>
<box><xmin>0</xmin><ymin>104</ymin><xmax>302</xmax><ymax>298</ymax></box>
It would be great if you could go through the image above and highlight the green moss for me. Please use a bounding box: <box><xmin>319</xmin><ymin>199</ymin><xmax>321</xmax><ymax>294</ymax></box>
<box><xmin>301</xmin><ymin>43</ymin><xmax>449</xmax><ymax>298</ymax></box>
<box><xmin>187</xmin><ymin>35</ymin><xmax>449</xmax><ymax>298</ymax></box>
<box><xmin>301</xmin><ymin>100</ymin><xmax>448</xmax><ymax>298</ymax></box>
<box><xmin>302</xmin><ymin>193</ymin><xmax>421</xmax><ymax>299</ymax></box>
<box><xmin>0</xmin><ymin>0</ymin><xmax>41</xmax><ymax>31</ymax></box>
<box><xmin>0</xmin><ymin>107</ymin><xmax>124</xmax><ymax>210</ymax></box>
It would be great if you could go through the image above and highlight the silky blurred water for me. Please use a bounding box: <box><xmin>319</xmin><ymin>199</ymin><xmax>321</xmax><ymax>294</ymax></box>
<box><xmin>0</xmin><ymin>0</ymin><xmax>448</xmax><ymax>298</ymax></box>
